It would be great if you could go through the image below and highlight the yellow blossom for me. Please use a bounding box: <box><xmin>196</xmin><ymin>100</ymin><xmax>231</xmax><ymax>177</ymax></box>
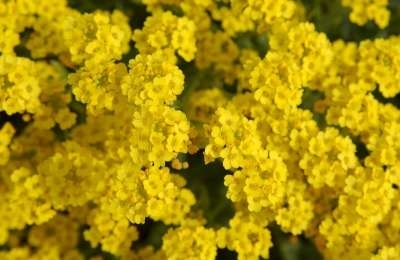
<box><xmin>162</xmin><ymin>225</ymin><xmax>216</xmax><ymax>260</ymax></box>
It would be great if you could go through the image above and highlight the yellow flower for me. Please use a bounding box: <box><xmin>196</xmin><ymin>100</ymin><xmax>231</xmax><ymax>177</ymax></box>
<box><xmin>0</xmin><ymin>122</ymin><xmax>15</xmax><ymax>165</ymax></box>
<box><xmin>62</xmin><ymin>10</ymin><xmax>131</xmax><ymax>66</ymax></box>
<box><xmin>133</xmin><ymin>11</ymin><xmax>196</xmax><ymax>62</ymax></box>
<box><xmin>121</xmin><ymin>52</ymin><xmax>184</xmax><ymax>106</ymax></box>
<box><xmin>0</xmin><ymin>55</ymin><xmax>41</xmax><ymax>114</ymax></box>
<box><xmin>342</xmin><ymin>0</ymin><xmax>390</xmax><ymax>28</ymax></box>
<box><xmin>217</xmin><ymin>212</ymin><xmax>272</xmax><ymax>260</ymax></box>
<box><xmin>162</xmin><ymin>224</ymin><xmax>216</xmax><ymax>260</ymax></box>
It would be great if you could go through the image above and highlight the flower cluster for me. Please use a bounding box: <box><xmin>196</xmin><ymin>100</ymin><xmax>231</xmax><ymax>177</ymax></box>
<box><xmin>341</xmin><ymin>0</ymin><xmax>390</xmax><ymax>28</ymax></box>
<box><xmin>1</xmin><ymin>0</ymin><xmax>400</xmax><ymax>259</ymax></box>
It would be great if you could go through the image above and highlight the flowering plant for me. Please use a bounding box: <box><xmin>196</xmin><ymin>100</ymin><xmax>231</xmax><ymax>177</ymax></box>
<box><xmin>1</xmin><ymin>0</ymin><xmax>400</xmax><ymax>259</ymax></box>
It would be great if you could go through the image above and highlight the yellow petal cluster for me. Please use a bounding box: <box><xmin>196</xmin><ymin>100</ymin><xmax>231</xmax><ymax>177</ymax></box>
<box><xmin>1</xmin><ymin>0</ymin><xmax>400</xmax><ymax>259</ymax></box>
<box><xmin>342</xmin><ymin>0</ymin><xmax>390</xmax><ymax>28</ymax></box>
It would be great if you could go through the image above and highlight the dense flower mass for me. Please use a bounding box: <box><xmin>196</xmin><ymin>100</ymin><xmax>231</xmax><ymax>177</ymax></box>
<box><xmin>1</xmin><ymin>0</ymin><xmax>400</xmax><ymax>259</ymax></box>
